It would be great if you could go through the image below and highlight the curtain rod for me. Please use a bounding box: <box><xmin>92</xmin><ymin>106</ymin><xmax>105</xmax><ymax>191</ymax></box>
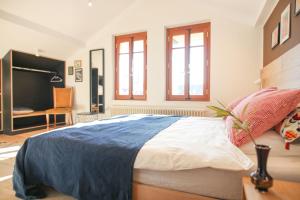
<box><xmin>12</xmin><ymin>66</ymin><xmax>57</xmax><ymax>74</ymax></box>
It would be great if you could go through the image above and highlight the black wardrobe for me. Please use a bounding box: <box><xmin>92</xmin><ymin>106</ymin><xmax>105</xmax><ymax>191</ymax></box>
<box><xmin>2</xmin><ymin>50</ymin><xmax>65</xmax><ymax>134</ymax></box>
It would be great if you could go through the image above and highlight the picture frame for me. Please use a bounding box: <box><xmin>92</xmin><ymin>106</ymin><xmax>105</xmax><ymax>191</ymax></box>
<box><xmin>280</xmin><ymin>4</ymin><xmax>291</xmax><ymax>45</ymax></box>
<box><xmin>74</xmin><ymin>60</ymin><xmax>82</xmax><ymax>68</ymax></box>
<box><xmin>271</xmin><ymin>23</ymin><xmax>280</xmax><ymax>48</ymax></box>
<box><xmin>75</xmin><ymin>68</ymin><xmax>83</xmax><ymax>82</ymax></box>
<box><xmin>68</xmin><ymin>66</ymin><xmax>74</xmax><ymax>75</ymax></box>
<box><xmin>296</xmin><ymin>0</ymin><xmax>300</xmax><ymax>15</ymax></box>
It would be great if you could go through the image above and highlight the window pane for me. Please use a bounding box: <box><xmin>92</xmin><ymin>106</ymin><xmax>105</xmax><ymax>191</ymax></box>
<box><xmin>119</xmin><ymin>42</ymin><xmax>129</xmax><ymax>54</ymax></box>
<box><xmin>119</xmin><ymin>54</ymin><xmax>130</xmax><ymax>95</ymax></box>
<box><xmin>133</xmin><ymin>40</ymin><xmax>144</xmax><ymax>52</ymax></box>
<box><xmin>172</xmin><ymin>35</ymin><xmax>185</xmax><ymax>48</ymax></box>
<box><xmin>172</xmin><ymin>48</ymin><xmax>185</xmax><ymax>95</ymax></box>
<box><xmin>132</xmin><ymin>52</ymin><xmax>144</xmax><ymax>95</ymax></box>
<box><xmin>189</xmin><ymin>47</ymin><xmax>204</xmax><ymax>95</ymax></box>
<box><xmin>190</xmin><ymin>32</ymin><xmax>204</xmax><ymax>47</ymax></box>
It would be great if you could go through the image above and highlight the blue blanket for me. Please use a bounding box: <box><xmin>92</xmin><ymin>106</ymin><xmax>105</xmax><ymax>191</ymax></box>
<box><xmin>13</xmin><ymin>115</ymin><xmax>181</xmax><ymax>200</ymax></box>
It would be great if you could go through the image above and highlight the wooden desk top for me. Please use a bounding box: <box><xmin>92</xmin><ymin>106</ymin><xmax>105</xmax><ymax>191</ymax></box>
<box><xmin>243</xmin><ymin>177</ymin><xmax>300</xmax><ymax>200</ymax></box>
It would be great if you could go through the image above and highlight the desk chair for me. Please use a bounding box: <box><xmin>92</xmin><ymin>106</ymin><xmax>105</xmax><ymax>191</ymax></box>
<box><xmin>46</xmin><ymin>87</ymin><xmax>73</xmax><ymax>129</ymax></box>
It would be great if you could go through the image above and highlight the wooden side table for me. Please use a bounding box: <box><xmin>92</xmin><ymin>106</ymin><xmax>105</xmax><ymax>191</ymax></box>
<box><xmin>242</xmin><ymin>177</ymin><xmax>300</xmax><ymax>200</ymax></box>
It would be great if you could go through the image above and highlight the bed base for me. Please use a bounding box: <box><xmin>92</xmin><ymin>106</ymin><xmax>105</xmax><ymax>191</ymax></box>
<box><xmin>133</xmin><ymin>182</ymin><xmax>216</xmax><ymax>200</ymax></box>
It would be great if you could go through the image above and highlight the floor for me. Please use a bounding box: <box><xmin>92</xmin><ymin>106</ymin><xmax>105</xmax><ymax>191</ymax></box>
<box><xmin>0</xmin><ymin>127</ymin><xmax>74</xmax><ymax>199</ymax></box>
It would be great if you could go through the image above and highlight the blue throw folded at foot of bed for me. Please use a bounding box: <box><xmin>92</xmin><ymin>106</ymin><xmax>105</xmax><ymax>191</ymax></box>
<box><xmin>13</xmin><ymin>115</ymin><xmax>181</xmax><ymax>200</ymax></box>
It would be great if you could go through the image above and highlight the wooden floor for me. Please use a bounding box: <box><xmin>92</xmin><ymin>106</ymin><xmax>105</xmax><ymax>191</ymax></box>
<box><xmin>0</xmin><ymin>127</ymin><xmax>74</xmax><ymax>200</ymax></box>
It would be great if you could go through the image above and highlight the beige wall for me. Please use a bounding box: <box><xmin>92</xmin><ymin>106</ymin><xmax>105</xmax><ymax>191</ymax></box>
<box><xmin>0</xmin><ymin>18</ymin><xmax>78</xmax><ymax>60</ymax></box>
<box><xmin>66</xmin><ymin>0</ymin><xmax>261</xmax><ymax>114</ymax></box>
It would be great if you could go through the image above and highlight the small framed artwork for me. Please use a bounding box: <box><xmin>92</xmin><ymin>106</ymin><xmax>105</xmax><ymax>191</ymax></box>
<box><xmin>75</xmin><ymin>68</ymin><xmax>83</xmax><ymax>82</ymax></box>
<box><xmin>271</xmin><ymin>24</ymin><xmax>280</xmax><ymax>48</ymax></box>
<box><xmin>280</xmin><ymin>4</ymin><xmax>291</xmax><ymax>45</ymax></box>
<box><xmin>296</xmin><ymin>0</ymin><xmax>300</xmax><ymax>15</ymax></box>
<box><xmin>74</xmin><ymin>60</ymin><xmax>82</xmax><ymax>68</ymax></box>
<box><xmin>68</xmin><ymin>66</ymin><xmax>74</xmax><ymax>75</ymax></box>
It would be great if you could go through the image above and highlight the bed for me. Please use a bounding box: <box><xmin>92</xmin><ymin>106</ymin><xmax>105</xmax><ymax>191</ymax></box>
<box><xmin>12</xmin><ymin>113</ymin><xmax>300</xmax><ymax>200</ymax></box>
<box><xmin>13</xmin><ymin>115</ymin><xmax>251</xmax><ymax>200</ymax></box>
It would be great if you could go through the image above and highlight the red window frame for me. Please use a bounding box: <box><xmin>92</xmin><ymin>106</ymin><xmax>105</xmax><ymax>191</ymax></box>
<box><xmin>166</xmin><ymin>23</ymin><xmax>211</xmax><ymax>101</ymax></box>
<box><xmin>115</xmin><ymin>32</ymin><xmax>147</xmax><ymax>100</ymax></box>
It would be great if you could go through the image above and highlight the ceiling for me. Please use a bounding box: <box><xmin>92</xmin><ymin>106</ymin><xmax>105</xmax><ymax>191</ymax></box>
<box><xmin>207</xmin><ymin>0</ymin><xmax>267</xmax><ymax>25</ymax></box>
<box><xmin>0</xmin><ymin>0</ymin><xmax>136</xmax><ymax>44</ymax></box>
<box><xmin>0</xmin><ymin>0</ymin><xmax>268</xmax><ymax>59</ymax></box>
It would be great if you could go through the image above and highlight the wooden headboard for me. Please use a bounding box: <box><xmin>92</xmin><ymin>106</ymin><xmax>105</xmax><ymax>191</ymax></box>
<box><xmin>261</xmin><ymin>44</ymin><xmax>300</xmax><ymax>89</ymax></box>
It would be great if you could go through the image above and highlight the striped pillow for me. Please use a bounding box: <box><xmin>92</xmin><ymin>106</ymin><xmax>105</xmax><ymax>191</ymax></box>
<box><xmin>226</xmin><ymin>89</ymin><xmax>300</xmax><ymax>146</ymax></box>
<box><xmin>226</xmin><ymin>87</ymin><xmax>277</xmax><ymax>111</ymax></box>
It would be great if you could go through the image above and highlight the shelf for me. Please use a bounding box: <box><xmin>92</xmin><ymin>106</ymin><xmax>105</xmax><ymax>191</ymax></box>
<box><xmin>13</xmin><ymin>111</ymin><xmax>46</xmax><ymax>119</ymax></box>
<box><xmin>13</xmin><ymin>122</ymin><xmax>65</xmax><ymax>132</ymax></box>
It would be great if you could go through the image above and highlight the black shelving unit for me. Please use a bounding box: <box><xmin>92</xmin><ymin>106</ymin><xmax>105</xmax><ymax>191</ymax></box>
<box><xmin>2</xmin><ymin>50</ymin><xmax>65</xmax><ymax>134</ymax></box>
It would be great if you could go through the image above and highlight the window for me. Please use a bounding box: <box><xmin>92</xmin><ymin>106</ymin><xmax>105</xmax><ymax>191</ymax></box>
<box><xmin>115</xmin><ymin>32</ymin><xmax>147</xmax><ymax>100</ymax></box>
<box><xmin>166</xmin><ymin>23</ymin><xmax>210</xmax><ymax>101</ymax></box>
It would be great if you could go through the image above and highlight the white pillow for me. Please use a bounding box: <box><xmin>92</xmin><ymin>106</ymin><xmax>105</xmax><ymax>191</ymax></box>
<box><xmin>239</xmin><ymin>130</ymin><xmax>300</xmax><ymax>157</ymax></box>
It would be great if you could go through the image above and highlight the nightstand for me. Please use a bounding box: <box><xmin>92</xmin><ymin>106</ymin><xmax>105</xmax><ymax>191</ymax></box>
<box><xmin>242</xmin><ymin>177</ymin><xmax>300</xmax><ymax>200</ymax></box>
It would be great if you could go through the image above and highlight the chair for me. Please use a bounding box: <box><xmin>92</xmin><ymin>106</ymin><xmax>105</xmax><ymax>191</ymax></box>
<box><xmin>46</xmin><ymin>87</ymin><xmax>73</xmax><ymax>129</ymax></box>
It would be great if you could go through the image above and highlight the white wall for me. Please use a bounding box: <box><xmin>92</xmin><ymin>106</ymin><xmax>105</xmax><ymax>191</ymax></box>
<box><xmin>0</xmin><ymin>18</ymin><xmax>79</xmax><ymax>60</ymax></box>
<box><xmin>66</xmin><ymin>0</ymin><xmax>261</xmax><ymax>114</ymax></box>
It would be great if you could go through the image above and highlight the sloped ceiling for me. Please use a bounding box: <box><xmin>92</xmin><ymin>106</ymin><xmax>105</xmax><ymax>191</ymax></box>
<box><xmin>0</xmin><ymin>0</ymin><xmax>136</xmax><ymax>59</ymax></box>
<box><xmin>206</xmin><ymin>0</ymin><xmax>267</xmax><ymax>25</ymax></box>
<box><xmin>0</xmin><ymin>0</ymin><xmax>267</xmax><ymax>59</ymax></box>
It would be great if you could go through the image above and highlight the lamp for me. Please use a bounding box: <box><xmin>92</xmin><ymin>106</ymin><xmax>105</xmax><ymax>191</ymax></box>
<box><xmin>88</xmin><ymin>0</ymin><xmax>92</xmax><ymax>7</ymax></box>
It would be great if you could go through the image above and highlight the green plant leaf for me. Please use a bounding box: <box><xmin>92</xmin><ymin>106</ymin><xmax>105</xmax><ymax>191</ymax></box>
<box><xmin>241</xmin><ymin>121</ymin><xmax>249</xmax><ymax>132</ymax></box>
<box><xmin>241</xmin><ymin>103</ymin><xmax>249</xmax><ymax>118</ymax></box>
<box><xmin>233</xmin><ymin>122</ymin><xmax>242</xmax><ymax>130</ymax></box>
<box><xmin>207</xmin><ymin>106</ymin><xmax>231</xmax><ymax>117</ymax></box>
<box><xmin>217</xmin><ymin>100</ymin><xmax>227</xmax><ymax>109</ymax></box>
<box><xmin>233</xmin><ymin>120</ymin><xmax>243</xmax><ymax>129</ymax></box>
<box><xmin>208</xmin><ymin>101</ymin><xmax>257</xmax><ymax>146</ymax></box>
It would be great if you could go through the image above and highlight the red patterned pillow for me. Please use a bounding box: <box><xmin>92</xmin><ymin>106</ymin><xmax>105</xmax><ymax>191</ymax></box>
<box><xmin>226</xmin><ymin>89</ymin><xmax>300</xmax><ymax>146</ymax></box>
<box><xmin>226</xmin><ymin>87</ymin><xmax>277</xmax><ymax>111</ymax></box>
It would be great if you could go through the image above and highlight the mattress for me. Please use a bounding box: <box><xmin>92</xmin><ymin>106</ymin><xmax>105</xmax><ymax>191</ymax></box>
<box><xmin>133</xmin><ymin>168</ymin><xmax>244</xmax><ymax>200</ymax></box>
<box><xmin>133</xmin><ymin>130</ymin><xmax>300</xmax><ymax>200</ymax></box>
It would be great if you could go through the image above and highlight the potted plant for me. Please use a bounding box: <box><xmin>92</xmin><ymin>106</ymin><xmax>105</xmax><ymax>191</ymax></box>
<box><xmin>208</xmin><ymin>101</ymin><xmax>273</xmax><ymax>192</ymax></box>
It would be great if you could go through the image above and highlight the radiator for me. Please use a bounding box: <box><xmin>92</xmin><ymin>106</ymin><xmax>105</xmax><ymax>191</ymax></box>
<box><xmin>109</xmin><ymin>106</ymin><xmax>207</xmax><ymax>117</ymax></box>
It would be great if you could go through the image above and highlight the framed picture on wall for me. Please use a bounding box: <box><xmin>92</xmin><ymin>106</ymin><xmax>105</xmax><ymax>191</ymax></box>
<box><xmin>68</xmin><ymin>66</ymin><xmax>74</xmax><ymax>75</ymax></box>
<box><xmin>271</xmin><ymin>23</ymin><xmax>280</xmax><ymax>48</ymax></box>
<box><xmin>75</xmin><ymin>68</ymin><xmax>83</xmax><ymax>82</ymax></box>
<box><xmin>74</xmin><ymin>60</ymin><xmax>82</xmax><ymax>68</ymax></box>
<box><xmin>280</xmin><ymin>4</ymin><xmax>291</xmax><ymax>45</ymax></box>
<box><xmin>296</xmin><ymin>0</ymin><xmax>300</xmax><ymax>15</ymax></box>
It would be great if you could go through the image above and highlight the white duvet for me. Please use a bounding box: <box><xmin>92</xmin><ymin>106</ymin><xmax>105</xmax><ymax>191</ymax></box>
<box><xmin>134</xmin><ymin>116</ymin><xmax>253</xmax><ymax>171</ymax></box>
<box><xmin>43</xmin><ymin>114</ymin><xmax>253</xmax><ymax>171</ymax></box>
